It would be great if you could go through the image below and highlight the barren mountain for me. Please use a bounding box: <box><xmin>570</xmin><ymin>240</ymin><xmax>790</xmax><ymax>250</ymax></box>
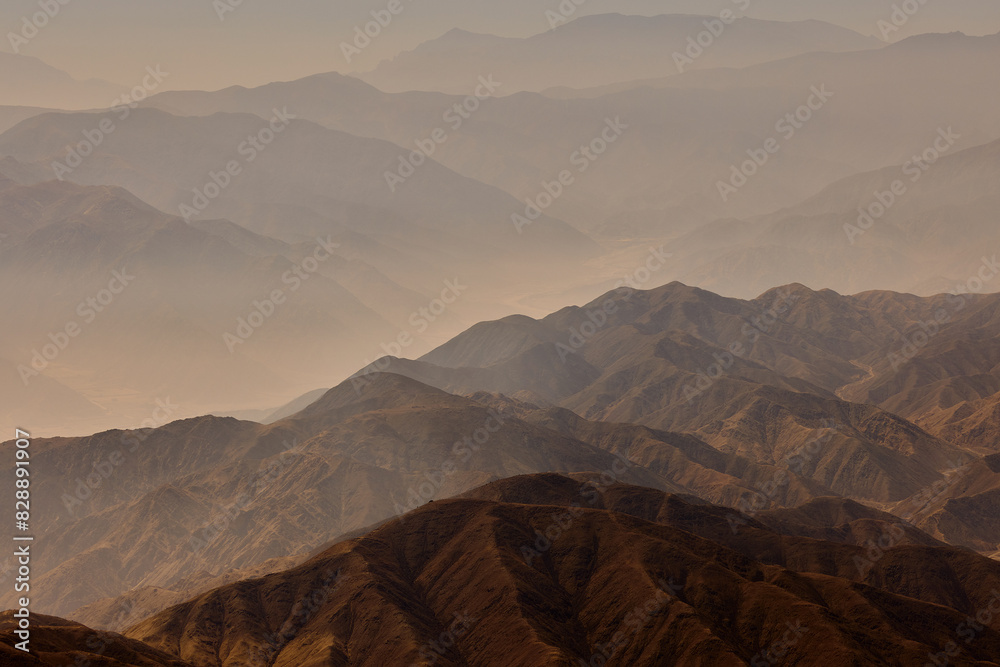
<box><xmin>0</xmin><ymin>374</ymin><xmax>672</xmax><ymax>619</ymax></box>
<box><xmin>372</xmin><ymin>282</ymin><xmax>986</xmax><ymax>504</ymax></box>
<box><xmin>886</xmin><ymin>454</ymin><xmax>1000</xmax><ymax>554</ymax></box>
<box><xmin>9</xmin><ymin>362</ymin><xmax>968</xmax><ymax>625</ymax></box>
<box><xmin>124</xmin><ymin>474</ymin><xmax>1000</xmax><ymax>666</ymax></box>
<box><xmin>507</xmin><ymin>400</ymin><xmax>836</xmax><ymax>510</ymax></box>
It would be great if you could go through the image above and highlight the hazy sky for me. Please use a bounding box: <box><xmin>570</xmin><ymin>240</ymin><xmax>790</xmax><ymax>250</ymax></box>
<box><xmin>2</xmin><ymin>0</ymin><xmax>998</xmax><ymax>91</ymax></box>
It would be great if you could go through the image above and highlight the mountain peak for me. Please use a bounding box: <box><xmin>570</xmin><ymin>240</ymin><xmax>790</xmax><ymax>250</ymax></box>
<box><xmin>754</xmin><ymin>282</ymin><xmax>825</xmax><ymax>301</ymax></box>
<box><xmin>291</xmin><ymin>372</ymin><xmax>455</xmax><ymax>419</ymax></box>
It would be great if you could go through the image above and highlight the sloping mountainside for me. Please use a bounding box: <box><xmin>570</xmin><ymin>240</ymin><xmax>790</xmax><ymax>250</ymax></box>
<box><xmin>68</xmin><ymin>552</ymin><xmax>308</xmax><ymax>634</ymax></box>
<box><xmin>125</xmin><ymin>474</ymin><xmax>1000</xmax><ymax>666</ymax></box>
<box><xmin>0</xmin><ymin>612</ymin><xmax>193</xmax><ymax>666</ymax></box>
<box><xmin>888</xmin><ymin>454</ymin><xmax>1000</xmax><ymax>555</ymax></box>
<box><xmin>476</xmin><ymin>395</ymin><xmax>838</xmax><ymax>510</ymax></box>
<box><xmin>839</xmin><ymin>286</ymin><xmax>1000</xmax><ymax>452</ymax></box>
<box><xmin>754</xmin><ymin>496</ymin><xmax>948</xmax><ymax>548</ymax></box>
<box><xmin>0</xmin><ymin>374</ymin><xmax>676</xmax><ymax>619</ymax></box>
<box><xmin>16</xmin><ymin>371</ymin><xmax>873</xmax><ymax>628</ymax></box>
<box><xmin>373</xmin><ymin>282</ymin><xmax>996</xmax><ymax>504</ymax></box>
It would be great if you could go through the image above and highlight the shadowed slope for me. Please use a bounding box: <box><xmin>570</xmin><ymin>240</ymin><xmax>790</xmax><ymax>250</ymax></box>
<box><xmin>125</xmin><ymin>475</ymin><xmax>1000</xmax><ymax>666</ymax></box>
<box><xmin>0</xmin><ymin>612</ymin><xmax>192</xmax><ymax>666</ymax></box>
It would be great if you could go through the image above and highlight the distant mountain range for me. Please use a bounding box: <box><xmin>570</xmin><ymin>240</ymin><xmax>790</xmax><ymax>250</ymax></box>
<box><xmin>134</xmin><ymin>32</ymin><xmax>1000</xmax><ymax>240</ymax></box>
<box><xmin>667</xmin><ymin>134</ymin><xmax>1000</xmax><ymax>297</ymax></box>
<box><xmin>0</xmin><ymin>108</ymin><xmax>591</xmax><ymax>257</ymax></box>
<box><xmin>356</xmin><ymin>14</ymin><xmax>882</xmax><ymax>94</ymax></box>
<box><xmin>0</xmin><ymin>51</ymin><xmax>124</xmax><ymax>109</ymax></box>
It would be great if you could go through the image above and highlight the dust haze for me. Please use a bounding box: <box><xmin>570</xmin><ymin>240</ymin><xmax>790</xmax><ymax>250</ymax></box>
<box><xmin>4</xmin><ymin>3</ymin><xmax>1000</xmax><ymax>666</ymax></box>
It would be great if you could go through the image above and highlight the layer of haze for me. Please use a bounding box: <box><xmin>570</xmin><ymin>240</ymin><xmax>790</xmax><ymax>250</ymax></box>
<box><xmin>2</xmin><ymin>4</ymin><xmax>1000</xmax><ymax>439</ymax></box>
<box><xmin>1</xmin><ymin>0</ymin><xmax>999</xmax><ymax>93</ymax></box>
